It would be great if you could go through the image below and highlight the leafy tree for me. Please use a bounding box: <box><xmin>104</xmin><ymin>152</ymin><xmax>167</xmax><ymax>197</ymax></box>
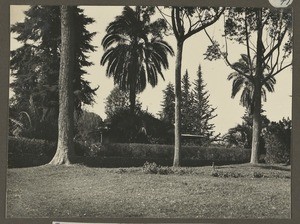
<box><xmin>264</xmin><ymin>117</ymin><xmax>291</xmax><ymax>164</ymax></box>
<box><xmin>49</xmin><ymin>6</ymin><xmax>76</xmax><ymax>165</ymax></box>
<box><xmin>223</xmin><ymin>111</ymin><xmax>270</xmax><ymax>154</ymax></box>
<box><xmin>74</xmin><ymin>110</ymin><xmax>103</xmax><ymax>143</ymax></box>
<box><xmin>191</xmin><ymin>64</ymin><xmax>218</xmax><ymax>144</ymax></box>
<box><xmin>159</xmin><ymin>82</ymin><xmax>175</xmax><ymax>125</ymax></box>
<box><xmin>100</xmin><ymin>6</ymin><xmax>174</xmax><ymax>114</ymax></box>
<box><xmin>105</xmin><ymin>86</ymin><xmax>141</xmax><ymax>120</ymax></box>
<box><xmin>10</xmin><ymin>6</ymin><xmax>97</xmax><ymax>140</ymax></box>
<box><xmin>157</xmin><ymin>6</ymin><xmax>225</xmax><ymax>166</ymax></box>
<box><xmin>204</xmin><ymin>7</ymin><xmax>292</xmax><ymax>164</ymax></box>
<box><xmin>108</xmin><ymin>108</ymin><xmax>172</xmax><ymax>144</ymax></box>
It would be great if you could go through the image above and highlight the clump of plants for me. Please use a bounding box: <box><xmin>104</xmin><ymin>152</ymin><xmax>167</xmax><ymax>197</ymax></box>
<box><xmin>142</xmin><ymin>161</ymin><xmax>174</xmax><ymax>175</ymax></box>
<box><xmin>211</xmin><ymin>169</ymin><xmax>244</xmax><ymax>178</ymax></box>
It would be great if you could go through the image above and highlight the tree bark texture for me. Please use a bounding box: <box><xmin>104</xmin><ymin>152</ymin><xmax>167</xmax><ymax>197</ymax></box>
<box><xmin>49</xmin><ymin>6</ymin><xmax>75</xmax><ymax>165</ymax></box>
<box><xmin>173</xmin><ymin>41</ymin><xmax>184</xmax><ymax>167</ymax></box>
<box><xmin>251</xmin><ymin>8</ymin><xmax>263</xmax><ymax>164</ymax></box>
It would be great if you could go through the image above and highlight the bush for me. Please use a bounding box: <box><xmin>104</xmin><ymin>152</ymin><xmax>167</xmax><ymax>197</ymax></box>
<box><xmin>8</xmin><ymin>137</ymin><xmax>56</xmax><ymax>167</ymax></box>
<box><xmin>8</xmin><ymin>137</ymin><xmax>89</xmax><ymax>167</ymax></box>
<box><xmin>86</xmin><ymin>143</ymin><xmax>251</xmax><ymax>167</ymax></box>
<box><xmin>211</xmin><ymin>170</ymin><xmax>244</xmax><ymax>178</ymax></box>
<box><xmin>142</xmin><ymin>162</ymin><xmax>174</xmax><ymax>175</ymax></box>
<box><xmin>8</xmin><ymin>137</ymin><xmax>251</xmax><ymax>168</ymax></box>
<box><xmin>264</xmin><ymin>118</ymin><xmax>291</xmax><ymax>164</ymax></box>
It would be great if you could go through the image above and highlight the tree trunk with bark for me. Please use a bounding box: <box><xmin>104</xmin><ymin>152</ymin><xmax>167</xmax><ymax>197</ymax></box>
<box><xmin>251</xmin><ymin>8</ymin><xmax>263</xmax><ymax>164</ymax></box>
<box><xmin>49</xmin><ymin>6</ymin><xmax>75</xmax><ymax>165</ymax></box>
<box><xmin>173</xmin><ymin>41</ymin><xmax>184</xmax><ymax>167</ymax></box>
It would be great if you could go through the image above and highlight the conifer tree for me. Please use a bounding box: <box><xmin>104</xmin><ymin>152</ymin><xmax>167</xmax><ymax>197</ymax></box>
<box><xmin>10</xmin><ymin>6</ymin><xmax>97</xmax><ymax>140</ymax></box>
<box><xmin>181</xmin><ymin>70</ymin><xmax>194</xmax><ymax>134</ymax></box>
<box><xmin>159</xmin><ymin>82</ymin><xmax>175</xmax><ymax>125</ymax></box>
<box><xmin>192</xmin><ymin>64</ymin><xmax>219</xmax><ymax>144</ymax></box>
<box><xmin>159</xmin><ymin>66</ymin><xmax>218</xmax><ymax>145</ymax></box>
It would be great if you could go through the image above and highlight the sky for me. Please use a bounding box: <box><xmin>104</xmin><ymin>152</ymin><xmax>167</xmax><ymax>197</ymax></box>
<box><xmin>10</xmin><ymin>5</ymin><xmax>293</xmax><ymax>135</ymax></box>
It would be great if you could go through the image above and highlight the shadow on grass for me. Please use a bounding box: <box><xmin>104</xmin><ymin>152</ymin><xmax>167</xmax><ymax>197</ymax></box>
<box><xmin>254</xmin><ymin>164</ymin><xmax>291</xmax><ymax>171</ymax></box>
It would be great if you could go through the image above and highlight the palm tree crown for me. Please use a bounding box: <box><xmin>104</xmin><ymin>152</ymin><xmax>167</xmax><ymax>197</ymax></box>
<box><xmin>228</xmin><ymin>54</ymin><xmax>276</xmax><ymax>114</ymax></box>
<box><xmin>101</xmin><ymin>6</ymin><xmax>174</xmax><ymax>113</ymax></box>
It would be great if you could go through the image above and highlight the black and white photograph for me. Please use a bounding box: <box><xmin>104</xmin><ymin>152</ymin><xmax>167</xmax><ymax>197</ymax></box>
<box><xmin>6</xmin><ymin>2</ymin><xmax>293</xmax><ymax>219</ymax></box>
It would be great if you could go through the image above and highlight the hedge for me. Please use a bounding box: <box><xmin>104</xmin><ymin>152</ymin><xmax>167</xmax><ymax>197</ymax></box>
<box><xmin>8</xmin><ymin>137</ymin><xmax>251</xmax><ymax>168</ymax></box>
<box><xmin>8</xmin><ymin>137</ymin><xmax>56</xmax><ymax>168</ymax></box>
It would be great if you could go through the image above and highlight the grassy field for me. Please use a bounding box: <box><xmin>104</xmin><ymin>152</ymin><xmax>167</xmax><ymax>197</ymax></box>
<box><xmin>6</xmin><ymin>163</ymin><xmax>291</xmax><ymax>218</ymax></box>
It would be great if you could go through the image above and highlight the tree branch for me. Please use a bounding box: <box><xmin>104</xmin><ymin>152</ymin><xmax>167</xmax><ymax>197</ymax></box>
<box><xmin>183</xmin><ymin>8</ymin><xmax>225</xmax><ymax>40</ymax></box>
<box><xmin>204</xmin><ymin>28</ymin><xmax>251</xmax><ymax>80</ymax></box>
<box><xmin>171</xmin><ymin>7</ymin><xmax>180</xmax><ymax>40</ymax></box>
<box><xmin>263</xmin><ymin>63</ymin><xmax>292</xmax><ymax>83</ymax></box>
<box><xmin>263</xmin><ymin>25</ymin><xmax>288</xmax><ymax>61</ymax></box>
<box><xmin>244</xmin><ymin>11</ymin><xmax>253</xmax><ymax>76</ymax></box>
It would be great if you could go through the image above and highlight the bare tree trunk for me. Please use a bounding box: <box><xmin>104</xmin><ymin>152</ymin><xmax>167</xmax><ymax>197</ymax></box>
<box><xmin>173</xmin><ymin>41</ymin><xmax>183</xmax><ymax>167</ymax></box>
<box><xmin>49</xmin><ymin>6</ymin><xmax>75</xmax><ymax>165</ymax></box>
<box><xmin>251</xmin><ymin>80</ymin><xmax>262</xmax><ymax>164</ymax></box>
<box><xmin>129</xmin><ymin>80</ymin><xmax>136</xmax><ymax>115</ymax></box>
<box><xmin>251</xmin><ymin>8</ymin><xmax>263</xmax><ymax>164</ymax></box>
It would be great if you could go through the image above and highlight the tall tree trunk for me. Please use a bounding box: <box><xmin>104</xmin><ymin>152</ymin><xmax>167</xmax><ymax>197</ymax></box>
<box><xmin>251</xmin><ymin>8</ymin><xmax>263</xmax><ymax>164</ymax></box>
<box><xmin>49</xmin><ymin>6</ymin><xmax>75</xmax><ymax>165</ymax></box>
<box><xmin>251</xmin><ymin>80</ymin><xmax>262</xmax><ymax>164</ymax></box>
<box><xmin>129</xmin><ymin>82</ymin><xmax>136</xmax><ymax>114</ymax></box>
<box><xmin>173</xmin><ymin>41</ymin><xmax>184</xmax><ymax>167</ymax></box>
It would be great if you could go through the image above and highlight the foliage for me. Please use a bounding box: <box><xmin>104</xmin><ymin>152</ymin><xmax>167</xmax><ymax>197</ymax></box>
<box><xmin>159</xmin><ymin>65</ymin><xmax>219</xmax><ymax>145</ymax></box>
<box><xmin>191</xmin><ymin>65</ymin><xmax>219</xmax><ymax>144</ymax></box>
<box><xmin>158</xmin><ymin>82</ymin><xmax>175</xmax><ymax>125</ymax></box>
<box><xmin>264</xmin><ymin>118</ymin><xmax>291</xmax><ymax>164</ymax></box>
<box><xmin>8</xmin><ymin>136</ymin><xmax>90</xmax><ymax>167</ymax></box>
<box><xmin>204</xmin><ymin>7</ymin><xmax>293</xmax><ymax>163</ymax></box>
<box><xmin>181</xmin><ymin>70</ymin><xmax>194</xmax><ymax>134</ymax></box>
<box><xmin>108</xmin><ymin>109</ymin><xmax>173</xmax><ymax>144</ymax></box>
<box><xmin>105</xmin><ymin>86</ymin><xmax>142</xmax><ymax>119</ymax></box>
<box><xmin>227</xmin><ymin>55</ymin><xmax>276</xmax><ymax>114</ymax></box>
<box><xmin>142</xmin><ymin>161</ymin><xmax>174</xmax><ymax>175</ymax></box>
<box><xmin>74</xmin><ymin>110</ymin><xmax>103</xmax><ymax>143</ymax></box>
<box><xmin>223</xmin><ymin>111</ymin><xmax>270</xmax><ymax>151</ymax></box>
<box><xmin>94</xmin><ymin>143</ymin><xmax>251</xmax><ymax>166</ymax></box>
<box><xmin>10</xmin><ymin>6</ymin><xmax>97</xmax><ymax>140</ymax></box>
<box><xmin>101</xmin><ymin>6</ymin><xmax>174</xmax><ymax>113</ymax></box>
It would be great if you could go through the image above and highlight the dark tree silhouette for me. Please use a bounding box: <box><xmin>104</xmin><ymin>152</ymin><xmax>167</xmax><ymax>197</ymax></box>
<box><xmin>101</xmin><ymin>6</ymin><xmax>174</xmax><ymax>114</ymax></box>
<box><xmin>10</xmin><ymin>6</ymin><xmax>97</xmax><ymax>140</ymax></box>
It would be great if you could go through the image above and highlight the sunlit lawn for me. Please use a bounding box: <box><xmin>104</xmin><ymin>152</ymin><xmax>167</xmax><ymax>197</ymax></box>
<box><xmin>6</xmin><ymin>163</ymin><xmax>290</xmax><ymax>218</ymax></box>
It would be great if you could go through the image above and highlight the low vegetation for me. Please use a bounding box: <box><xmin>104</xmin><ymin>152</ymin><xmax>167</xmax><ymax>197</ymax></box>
<box><xmin>6</xmin><ymin>163</ymin><xmax>290</xmax><ymax>218</ymax></box>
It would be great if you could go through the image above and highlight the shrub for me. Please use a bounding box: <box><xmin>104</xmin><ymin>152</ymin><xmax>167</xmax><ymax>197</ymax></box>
<box><xmin>264</xmin><ymin>118</ymin><xmax>291</xmax><ymax>164</ymax></box>
<box><xmin>8</xmin><ymin>137</ymin><xmax>251</xmax><ymax>168</ymax></box>
<box><xmin>142</xmin><ymin>162</ymin><xmax>174</xmax><ymax>175</ymax></box>
<box><xmin>8</xmin><ymin>137</ymin><xmax>56</xmax><ymax>167</ymax></box>
<box><xmin>8</xmin><ymin>137</ymin><xmax>90</xmax><ymax>167</ymax></box>
<box><xmin>211</xmin><ymin>170</ymin><xmax>244</xmax><ymax>178</ymax></box>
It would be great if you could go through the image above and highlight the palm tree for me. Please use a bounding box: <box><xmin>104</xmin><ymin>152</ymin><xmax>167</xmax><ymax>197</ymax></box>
<box><xmin>228</xmin><ymin>54</ymin><xmax>276</xmax><ymax>114</ymax></box>
<box><xmin>101</xmin><ymin>6</ymin><xmax>174</xmax><ymax>114</ymax></box>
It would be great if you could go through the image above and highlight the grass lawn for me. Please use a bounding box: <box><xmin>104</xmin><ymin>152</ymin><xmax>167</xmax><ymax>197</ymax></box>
<box><xmin>6</xmin><ymin>163</ymin><xmax>291</xmax><ymax>218</ymax></box>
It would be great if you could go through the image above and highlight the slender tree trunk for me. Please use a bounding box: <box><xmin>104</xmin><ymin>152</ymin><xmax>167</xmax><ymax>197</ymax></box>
<box><xmin>251</xmin><ymin>80</ymin><xmax>262</xmax><ymax>164</ymax></box>
<box><xmin>251</xmin><ymin>8</ymin><xmax>263</xmax><ymax>164</ymax></box>
<box><xmin>173</xmin><ymin>41</ymin><xmax>184</xmax><ymax>167</ymax></box>
<box><xmin>129</xmin><ymin>80</ymin><xmax>136</xmax><ymax>115</ymax></box>
<box><xmin>49</xmin><ymin>6</ymin><xmax>75</xmax><ymax>165</ymax></box>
